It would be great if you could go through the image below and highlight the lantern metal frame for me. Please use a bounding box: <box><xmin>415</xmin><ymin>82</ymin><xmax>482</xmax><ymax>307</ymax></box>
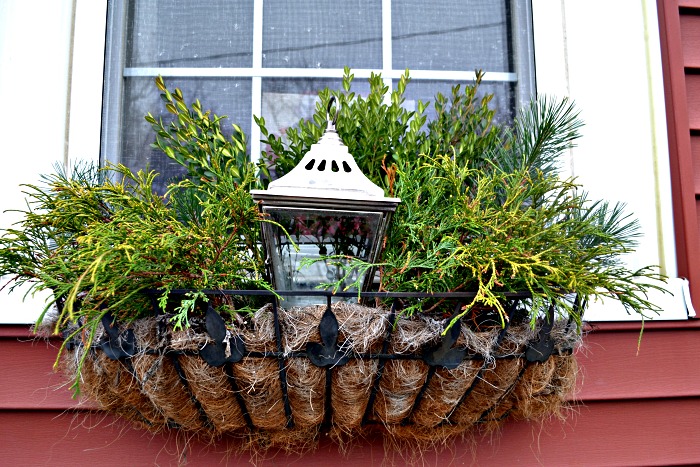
<box><xmin>251</xmin><ymin>98</ymin><xmax>400</xmax><ymax>303</ymax></box>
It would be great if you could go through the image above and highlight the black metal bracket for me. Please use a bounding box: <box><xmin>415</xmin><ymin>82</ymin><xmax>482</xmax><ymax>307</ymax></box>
<box><xmin>421</xmin><ymin>304</ymin><xmax>466</xmax><ymax>369</ymax></box>
<box><xmin>99</xmin><ymin>312</ymin><xmax>136</xmax><ymax>360</ymax></box>
<box><xmin>307</xmin><ymin>298</ymin><xmax>351</xmax><ymax>367</ymax></box>
<box><xmin>199</xmin><ymin>305</ymin><xmax>246</xmax><ymax>367</ymax></box>
<box><xmin>525</xmin><ymin>303</ymin><xmax>556</xmax><ymax>363</ymax></box>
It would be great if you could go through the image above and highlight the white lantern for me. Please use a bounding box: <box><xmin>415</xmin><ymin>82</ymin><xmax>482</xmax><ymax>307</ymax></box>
<box><xmin>251</xmin><ymin>98</ymin><xmax>400</xmax><ymax>306</ymax></box>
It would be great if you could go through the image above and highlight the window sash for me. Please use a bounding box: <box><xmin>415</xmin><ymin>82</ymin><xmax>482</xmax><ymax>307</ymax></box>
<box><xmin>101</xmin><ymin>0</ymin><xmax>535</xmax><ymax>167</ymax></box>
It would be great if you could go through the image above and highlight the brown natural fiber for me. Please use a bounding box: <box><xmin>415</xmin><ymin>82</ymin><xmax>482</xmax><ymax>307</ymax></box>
<box><xmin>280</xmin><ymin>305</ymin><xmax>327</xmax><ymax>428</ymax></box>
<box><xmin>177</xmin><ymin>354</ymin><xmax>247</xmax><ymax>434</ymax></box>
<box><xmin>232</xmin><ymin>305</ymin><xmax>286</xmax><ymax>431</ymax></box>
<box><xmin>330</xmin><ymin>303</ymin><xmax>386</xmax><ymax>436</ymax></box>
<box><xmin>129</xmin><ymin>319</ymin><xmax>206</xmax><ymax>433</ymax></box>
<box><xmin>68</xmin><ymin>346</ymin><xmax>166</xmax><ymax>430</ymax></box>
<box><xmin>62</xmin><ymin>302</ymin><xmax>582</xmax><ymax>453</ymax></box>
<box><xmin>371</xmin><ymin>316</ymin><xmax>438</xmax><ymax>425</ymax></box>
<box><xmin>509</xmin><ymin>354</ymin><xmax>578</xmax><ymax>421</ymax></box>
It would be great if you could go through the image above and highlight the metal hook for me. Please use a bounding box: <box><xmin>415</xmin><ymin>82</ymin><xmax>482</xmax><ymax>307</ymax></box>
<box><xmin>326</xmin><ymin>96</ymin><xmax>338</xmax><ymax>131</ymax></box>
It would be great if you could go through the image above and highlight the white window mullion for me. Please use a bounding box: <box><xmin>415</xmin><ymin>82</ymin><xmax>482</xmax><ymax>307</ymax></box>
<box><xmin>381</xmin><ymin>0</ymin><xmax>392</xmax><ymax>103</ymax></box>
<box><xmin>101</xmin><ymin>0</ymin><xmax>127</xmax><ymax>168</ymax></box>
<box><xmin>123</xmin><ymin>67</ymin><xmax>516</xmax><ymax>82</ymax></box>
<box><xmin>250</xmin><ymin>0</ymin><xmax>264</xmax><ymax>164</ymax></box>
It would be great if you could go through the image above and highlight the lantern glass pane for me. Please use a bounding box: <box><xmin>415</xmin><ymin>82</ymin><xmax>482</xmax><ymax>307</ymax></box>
<box><xmin>263</xmin><ymin>207</ymin><xmax>384</xmax><ymax>306</ymax></box>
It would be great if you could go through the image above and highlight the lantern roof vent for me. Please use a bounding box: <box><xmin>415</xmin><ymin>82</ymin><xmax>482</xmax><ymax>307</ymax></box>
<box><xmin>252</xmin><ymin>97</ymin><xmax>400</xmax><ymax>207</ymax></box>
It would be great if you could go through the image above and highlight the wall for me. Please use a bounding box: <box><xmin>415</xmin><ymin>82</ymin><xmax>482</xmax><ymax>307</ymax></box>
<box><xmin>0</xmin><ymin>0</ymin><xmax>75</xmax><ymax>322</ymax></box>
<box><xmin>2</xmin><ymin>323</ymin><xmax>700</xmax><ymax>466</ymax></box>
<box><xmin>1</xmin><ymin>0</ymin><xmax>700</xmax><ymax>465</ymax></box>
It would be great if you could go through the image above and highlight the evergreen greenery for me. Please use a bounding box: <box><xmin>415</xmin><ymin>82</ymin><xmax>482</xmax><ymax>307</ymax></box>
<box><xmin>0</xmin><ymin>77</ymin><xmax>271</xmax><ymax>391</ymax></box>
<box><xmin>255</xmin><ymin>68</ymin><xmax>665</xmax><ymax>327</ymax></box>
<box><xmin>0</xmin><ymin>69</ymin><xmax>665</xmax><ymax>391</ymax></box>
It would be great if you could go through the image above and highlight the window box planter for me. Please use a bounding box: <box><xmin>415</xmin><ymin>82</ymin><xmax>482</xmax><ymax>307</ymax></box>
<box><xmin>59</xmin><ymin>290</ymin><xmax>581</xmax><ymax>450</ymax></box>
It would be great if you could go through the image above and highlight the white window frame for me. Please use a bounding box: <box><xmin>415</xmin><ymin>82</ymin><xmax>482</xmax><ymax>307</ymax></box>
<box><xmin>1</xmin><ymin>0</ymin><xmax>693</xmax><ymax>323</ymax></box>
<box><xmin>532</xmin><ymin>0</ymin><xmax>693</xmax><ymax>321</ymax></box>
<box><xmin>0</xmin><ymin>0</ymin><xmax>107</xmax><ymax>324</ymax></box>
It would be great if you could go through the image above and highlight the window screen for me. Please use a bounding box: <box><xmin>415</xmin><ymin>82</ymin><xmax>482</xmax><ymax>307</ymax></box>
<box><xmin>101</xmin><ymin>0</ymin><xmax>534</xmax><ymax>185</ymax></box>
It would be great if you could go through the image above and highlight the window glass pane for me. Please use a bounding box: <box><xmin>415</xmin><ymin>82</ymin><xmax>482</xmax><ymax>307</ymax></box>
<box><xmin>260</xmin><ymin>78</ymin><xmax>512</xmax><ymax>154</ymax></box>
<box><xmin>104</xmin><ymin>1</ymin><xmax>532</xmax><ymax>186</ymax></box>
<box><xmin>262</xmin><ymin>0</ymin><xmax>382</xmax><ymax>68</ymax></box>
<box><xmin>261</xmin><ymin>78</ymin><xmax>371</xmax><ymax>140</ymax></box>
<box><xmin>121</xmin><ymin>77</ymin><xmax>252</xmax><ymax>194</ymax></box>
<box><xmin>126</xmin><ymin>0</ymin><xmax>254</xmax><ymax>68</ymax></box>
<box><xmin>400</xmin><ymin>80</ymin><xmax>516</xmax><ymax>125</ymax></box>
<box><xmin>392</xmin><ymin>0</ymin><xmax>512</xmax><ymax>72</ymax></box>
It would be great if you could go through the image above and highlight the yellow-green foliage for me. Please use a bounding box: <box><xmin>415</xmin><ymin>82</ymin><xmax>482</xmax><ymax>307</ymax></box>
<box><xmin>380</xmin><ymin>154</ymin><xmax>663</xmax><ymax>328</ymax></box>
<box><xmin>0</xmin><ymin>82</ymin><xmax>272</xmax><ymax>392</ymax></box>
<box><xmin>257</xmin><ymin>69</ymin><xmax>665</xmax><ymax>327</ymax></box>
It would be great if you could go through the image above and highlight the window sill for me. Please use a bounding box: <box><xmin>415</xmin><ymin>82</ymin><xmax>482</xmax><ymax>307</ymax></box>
<box><xmin>585</xmin><ymin>317</ymin><xmax>700</xmax><ymax>333</ymax></box>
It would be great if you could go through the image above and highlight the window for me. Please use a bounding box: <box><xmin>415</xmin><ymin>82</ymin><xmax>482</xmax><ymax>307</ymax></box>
<box><xmin>96</xmin><ymin>0</ymin><xmax>697</xmax><ymax>321</ymax></box>
<box><xmin>101</xmin><ymin>0</ymin><xmax>535</xmax><ymax>193</ymax></box>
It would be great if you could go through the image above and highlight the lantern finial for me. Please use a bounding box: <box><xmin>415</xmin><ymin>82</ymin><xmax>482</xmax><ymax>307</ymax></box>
<box><xmin>326</xmin><ymin>95</ymin><xmax>338</xmax><ymax>133</ymax></box>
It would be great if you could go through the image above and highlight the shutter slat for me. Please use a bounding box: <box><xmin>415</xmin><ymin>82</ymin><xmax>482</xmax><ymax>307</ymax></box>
<box><xmin>681</xmin><ymin>13</ymin><xmax>700</xmax><ymax>68</ymax></box>
<box><xmin>692</xmin><ymin>136</ymin><xmax>700</xmax><ymax>194</ymax></box>
<box><xmin>686</xmin><ymin>74</ymin><xmax>700</xmax><ymax>130</ymax></box>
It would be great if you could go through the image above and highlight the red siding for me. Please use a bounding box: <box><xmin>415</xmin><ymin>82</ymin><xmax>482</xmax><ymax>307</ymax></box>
<box><xmin>692</xmin><ymin>136</ymin><xmax>700</xmax><ymax>193</ymax></box>
<box><xmin>687</xmin><ymin>74</ymin><xmax>700</xmax><ymax>130</ymax></box>
<box><xmin>0</xmin><ymin>336</ymin><xmax>84</xmax><ymax>410</ymax></box>
<box><xmin>680</xmin><ymin>0</ymin><xmax>700</xmax><ymax>8</ymax></box>
<box><xmin>1</xmin><ymin>399</ymin><xmax>700</xmax><ymax>467</ymax></box>
<box><xmin>577</xmin><ymin>326</ymin><xmax>700</xmax><ymax>400</ymax></box>
<box><xmin>2</xmin><ymin>323</ymin><xmax>700</xmax><ymax>466</ymax></box>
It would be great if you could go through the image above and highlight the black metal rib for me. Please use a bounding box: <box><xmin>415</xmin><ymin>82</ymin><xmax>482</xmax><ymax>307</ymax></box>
<box><xmin>155</xmin><ymin>289</ymin><xmax>533</xmax><ymax>300</ymax></box>
<box><xmin>169</xmin><ymin>352</ymin><xmax>214</xmax><ymax>430</ymax></box>
<box><xmin>361</xmin><ymin>300</ymin><xmax>399</xmax><ymax>426</ymax></box>
<box><xmin>322</xmin><ymin>295</ymin><xmax>334</xmax><ymax>427</ymax></box>
<box><xmin>271</xmin><ymin>296</ymin><xmax>294</xmax><ymax>428</ymax></box>
<box><xmin>225</xmin><ymin>362</ymin><xmax>254</xmax><ymax>430</ymax></box>
<box><xmin>400</xmin><ymin>301</ymin><xmax>463</xmax><ymax>426</ymax></box>
<box><xmin>442</xmin><ymin>299</ymin><xmax>519</xmax><ymax>424</ymax></box>
<box><xmin>400</xmin><ymin>366</ymin><xmax>436</xmax><ymax>426</ymax></box>
<box><xmin>118</xmin><ymin>357</ymin><xmax>157</xmax><ymax>428</ymax></box>
<box><xmin>476</xmin><ymin>302</ymin><xmax>560</xmax><ymax>423</ymax></box>
<box><xmin>475</xmin><ymin>360</ymin><xmax>529</xmax><ymax>424</ymax></box>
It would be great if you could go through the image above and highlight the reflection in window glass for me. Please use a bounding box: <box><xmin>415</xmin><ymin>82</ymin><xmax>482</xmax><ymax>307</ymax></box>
<box><xmin>261</xmin><ymin>78</ymin><xmax>371</xmax><ymax>142</ymax></box>
<box><xmin>262</xmin><ymin>206</ymin><xmax>382</xmax><ymax>307</ymax></box>
<box><xmin>121</xmin><ymin>77</ymin><xmax>252</xmax><ymax>193</ymax></box>
<box><xmin>262</xmin><ymin>0</ymin><xmax>382</xmax><ymax>69</ymax></box>
<box><xmin>126</xmin><ymin>0</ymin><xmax>254</xmax><ymax>68</ymax></box>
<box><xmin>392</xmin><ymin>0</ymin><xmax>511</xmax><ymax>72</ymax></box>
